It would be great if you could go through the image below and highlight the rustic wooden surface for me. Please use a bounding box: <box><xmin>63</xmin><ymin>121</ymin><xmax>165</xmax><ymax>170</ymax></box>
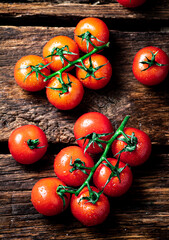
<box><xmin>0</xmin><ymin>1</ymin><xmax>169</xmax><ymax>239</ymax></box>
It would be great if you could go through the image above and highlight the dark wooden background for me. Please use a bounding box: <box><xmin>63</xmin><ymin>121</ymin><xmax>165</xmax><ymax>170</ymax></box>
<box><xmin>0</xmin><ymin>1</ymin><xmax>169</xmax><ymax>239</ymax></box>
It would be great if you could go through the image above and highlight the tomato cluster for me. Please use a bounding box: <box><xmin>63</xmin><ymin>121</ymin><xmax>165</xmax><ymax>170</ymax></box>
<box><xmin>14</xmin><ymin>17</ymin><xmax>111</xmax><ymax>110</ymax></box>
<box><xmin>8</xmin><ymin>112</ymin><xmax>151</xmax><ymax>226</ymax></box>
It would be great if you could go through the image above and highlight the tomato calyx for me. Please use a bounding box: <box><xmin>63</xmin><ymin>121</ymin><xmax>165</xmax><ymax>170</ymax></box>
<box><xmin>19</xmin><ymin>62</ymin><xmax>51</xmax><ymax>82</ymax></box>
<box><xmin>46</xmin><ymin>73</ymin><xmax>72</xmax><ymax>96</ymax></box>
<box><xmin>140</xmin><ymin>51</ymin><xmax>167</xmax><ymax>71</ymax></box>
<box><xmin>103</xmin><ymin>156</ymin><xmax>127</xmax><ymax>185</ymax></box>
<box><xmin>76</xmin><ymin>31</ymin><xmax>104</xmax><ymax>53</ymax></box>
<box><xmin>27</xmin><ymin>138</ymin><xmax>45</xmax><ymax>149</ymax></box>
<box><xmin>79</xmin><ymin>184</ymin><xmax>103</xmax><ymax>204</ymax></box>
<box><xmin>76</xmin><ymin>57</ymin><xmax>109</xmax><ymax>81</ymax></box>
<box><xmin>116</xmin><ymin>132</ymin><xmax>138</xmax><ymax>155</ymax></box>
<box><xmin>57</xmin><ymin>185</ymin><xmax>77</xmax><ymax>207</ymax></box>
<box><xmin>69</xmin><ymin>157</ymin><xmax>91</xmax><ymax>175</ymax></box>
<box><xmin>78</xmin><ymin>132</ymin><xmax>113</xmax><ymax>153</ymax></box>
<box><xmin>45</xmin><ymin>45</ymin><xmax>78</xmax><ymax>66</ymax></box>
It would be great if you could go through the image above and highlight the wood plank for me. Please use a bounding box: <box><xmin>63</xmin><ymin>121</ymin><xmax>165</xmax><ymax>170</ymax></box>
<box><xmin>0</xmin><ymin>1</ymin><xmax>169</xmax><ymax>29</ymax></box>
<box><xmin>0</xmin><ymin>153</ymin><xmax>169</xmax><ymax>239</ymax></box>
<box><xmin>0</xmin><ymin>26</ymin><xmax>169</xmax><ymax>146</ymax></box>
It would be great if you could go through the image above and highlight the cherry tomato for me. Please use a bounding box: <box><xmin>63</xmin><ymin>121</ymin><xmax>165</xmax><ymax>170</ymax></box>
<box><xmin>93</xmin><ymin>158</ymin><xmax>133</xmax><ymax>197</ymax></box>
<box><xmin>70</xmin><ymin>186</ymin><xmax>110</xmax><ymax>226</ymax></box>
<box><xmin>111</xmin><ymin>127</ymin><xmax>152</xmax><ymax>166</ymax></box>
<box><xmin>54</xmin><ymin>146</ymin><xmax>94</xmax><ymax>187</ymax></box>
<box><xmin>14</xmin><ymin>55</ymin><xmax>50</xmax><ymax>92</ymax></box>
<box><xmin>74</xmin><ymin>112</ymin><xmax>114</xmax><ymax>154</ymax></box>
<box><xmin>117</xmin><ymin>0</ymin><xmax>146</xmax><ymax>8</ymax></box>
<box><xmin>31</xmin><ymin>178</ymin><xmax>70</xmax><ymax>216</ymax></box>
<box><xmin>74</xmin><ymin>17</ymin><xmax>109</xmax><ymax>53</ymax></box>
<box><xmin>43</xmin><ymin>35</ymin><xmax>79</xmax><ymax>72</ymax></box>
<box><xmin>76</xmin><ymin>54</ymin><xmax>112</xmax><ymax>90</ymax></box>
<box><xmin>133</xmin><ymin>46</ymin><xmax>169</xmax><ymax>86</ymax></box>
<box><xmin>8</xmin><ymin>125</ymin><xmax>48</xmax><ymax>164</ymax></box>
<box><xmin>46</xmin><ymin>73</ymin><xmax>84</xmax><ymax>110</ymax></box>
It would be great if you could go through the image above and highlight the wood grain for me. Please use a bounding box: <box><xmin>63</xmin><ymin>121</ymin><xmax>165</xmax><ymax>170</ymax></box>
<box><xmin>0</xmin><ymin>26</ymin><xmax>169</xmax><ymax>146</ymax></box>
<box><xmin>0</xmin><ymin>152</ymin><xmax>169</xmax><ymax>240</ymax></box>
<box><xmin>0</xmin><ymin>0</ymin><xmax>169</xmax><ymax>30</ymax></box>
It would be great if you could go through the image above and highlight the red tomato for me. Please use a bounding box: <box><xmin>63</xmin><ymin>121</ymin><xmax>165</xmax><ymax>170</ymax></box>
<box><xmin>117</xmin><ymin>0</ymin><xmax>146</xmax><ymax>8</ymax></box>
<box><xmin>14</xmin><ymin>55</ymin><xmax>50</xmax><ymax>92</ymax></box>
<box><xmin>46</xmin><ymin>73</ymin><xmax>84</xmax><ymax>110</ymax></box>
<box><xmin>74</xmin><ymin>112</ymin><xmax>114</xmax><ymax>154</ymax></box>
<box><xmin>31</xmin><ymin>178</ymin><xmax>70</xmax><ymax>216</ymax></box>
<box><xmin>70</xmin><ymin>186</ymin><xmax>110</xmax><ymax>226</ymax></box>
<box><xmin>43</xmin><ymin>35</ymin><xmax>79</xmax><ymax>72</ymax></box>
<box><xmin>111</xmin><ymin>127</ymin><xmax>152</xmax><ymax>166</ymax></box>
<box><xmin>93</xmin><ymin>158</ymin><xmax>133</xmax><ymax>197</ymax></box>
<box><xmin>8</xmin><ymin>125</ymin><xmax>48</xmax><ymax>164</ymax></box>
<box><xmin>54</xmin><ymin>146</ymin><xmax>94</xmax><ymax>187</ymax></box>
<box><xmin>76</xmin><ymin>54</ymin><xmax>112</xmax><ymax>90</ymax></box>
<box><xmin>133</xmin><ymin>46</ymin><xmax>169</xmax><ymax>86</ymax></box>
<box><xmin>74</xmin><ymin>17</ymin><xmax>109</xmax><ymax>53</ymax></box>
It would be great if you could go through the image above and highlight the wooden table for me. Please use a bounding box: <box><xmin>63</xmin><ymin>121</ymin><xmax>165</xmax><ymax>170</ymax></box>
<box><xmin>0</xmin><ymin>1</ymin><xmax>169</xmax><ymax>239</ymax></box>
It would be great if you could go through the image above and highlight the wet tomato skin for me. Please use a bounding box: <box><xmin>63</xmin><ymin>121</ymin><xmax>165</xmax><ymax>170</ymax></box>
<box><xmin>46</xmin><ymin>73</ymin><xmax>84</xmax><ymax>110</ymax></box>
<box><xmin>8</xmin><ymin>125</ymin><xmax>48</xmax><ymax>164</ymax></box>
<box><xmin>43</xmin><ymin>35</ymin><xmax>79</xmax><ymax>72</ymax></box>
<box><xmin>111</xmin><ymin>127</ymin><xmax>152</xmax><ymax>166</ymax></box>
<box><xmin>76</xmin><ymin>54</ymin><xmax>112</xmax><ymax>90</ymax></box>
<box><xmin>54</xmin><ymin>146</ymin><xmax>94</xmax><ymax>187</ymax></box>
<box><xmin>74</xmin><ymin>112</ymin><xmax>114</xmax><ymax>154</ymax></box>
<box><xmin>133</xmin><ymin>46</ymin><xmax>169</xmax><ymax>86</ymax></box>
<box><xmin>93</xmin><ymin>158</ymin><xmax>133</xmax><ymax>197</ymax></box>
<box><xmin>70</xmin><ymin>186</ymin><xmax>110</xmax><ymax>226</ymax></box>
<box><xmin>117</xmin><ymin>0</ymin><xmax>146</xmax><ymax>8</ymax></box>
<box><xmin>74</xmin><ymin>17</ymin><xmax>109</xmax><ymax>53</ymax></box>
<box><xmin>14</xmin><ymin>55</ymin><xmax>50</xmax><ymax>92</ymax></box>
<box><xmin>31</xmin><ymin>178</ymin><xmax>70</xmax><ymax>216</ymax></box>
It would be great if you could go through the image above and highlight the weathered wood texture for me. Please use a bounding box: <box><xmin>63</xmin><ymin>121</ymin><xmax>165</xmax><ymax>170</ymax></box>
<box><xmin>0</xmin><ymin>26</ymin><xmax>169</xmax><ymax>146</ymax></box>
<box><xmin>0</xmin><ymin>1</ymin><xmax>169</xmax><ymax>239</ymax></box>
<box><xmin>0</xmin><ymin>0</ymin><xmax>169</xmax><ymax>30</ymax></box>
<box><xmin>0</xmin><ymin>152</ymin><xmax>169</xmax><ymax>240</ymax></box>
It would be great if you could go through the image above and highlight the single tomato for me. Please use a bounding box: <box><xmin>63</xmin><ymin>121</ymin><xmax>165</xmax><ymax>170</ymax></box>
<box><xmin>54</xmin><ymin>146</ymin><xmax>94</xmax><ymax>187</ymax></box>
<box><xmin>74</xmin><ymin>17</ymin><xmax>109</xmax><ymax>53</ymax></box>
<box><xmin>8</xmin><ymin>125</ymin><xmax>48</xmax><ymax>164</ymax></box>
<box><xmin>14</xmin><ymin>55</ymin><xmax>50</xmax><ymax>91</ymax></box>
<box><xmin>93</xmin><ymin>158</ymin><xmax>133</xmax><ymax>197</ymax></box>
<box><xmin>76</xmin><ymin>54</ymin><xmax>112</xmax><ymax>90</ymax></box>
<box><xmin>43</xmin><ymin>35</ymin><xmax>79</xmax><ymax>72</ymax></box>
<box><xmin>70</xmin><ymin>186</ymin><xmax>110</xmax><ymax>226</ymax></box>
<box><xmin>74</xmin><ymin>112</ymin><xmax>113</xmax><ymax>154</ymax></box>
<box><xmin>31</xmin><ymin>178</ymin><xmax>70</xmax><ymax>216</ymax></box>
<box><xmin>133</xmin><ymin>46</ymin><xmax>169</xmax><ymax>86</ymax></box>
<box><xmin>46</xmin><ymin>73</ymin><xmax>84</xmax><ymax>110</ymax></box>
<box><xmin>111</xmin><ymin>127</ymin><xmax>152</xmax><ymax>166</ymax></box>
<box><xmin>117</xmin><ymin>0</ymin><xmax>146</xmax><ymax>8</ymax></box>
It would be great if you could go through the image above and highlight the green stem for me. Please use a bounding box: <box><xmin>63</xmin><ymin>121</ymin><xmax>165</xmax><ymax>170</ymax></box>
<box><xmin>44</xmin><ymin>42</ymin><xmax>110</xmax><ymax>82</ymax></box>
<box><xmin>74</xmin><ymin>115</ymin><xmax>130</xmax><ymax>196</ymax></box>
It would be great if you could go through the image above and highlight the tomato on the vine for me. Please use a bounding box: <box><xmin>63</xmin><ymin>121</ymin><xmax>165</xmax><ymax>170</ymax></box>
<box><xmin>133</xmin><ymin>46</ymin><xmax>169</xmax><ymax>86</ymax></box>
<box><xmin>43</xmin><ymin>35</ymin><xmax>79</xmax><ymax>72</ymax></box>
<box><xmin>93</xmin><ymin>158</ymin><xmax>133</xmax><ymax>197</ymax></box>
<box><xmin>74</xmin><ymin>17</ymin><xmax>109</xmax><ymax>53</ymax></box>
<box><xmin>14</xmin><ymin>55</ymin><xmax>51</xmax><ymax>92</ymax></box>
<box><xmin>74</xmin><ymin>112</ymin><xmax>114</xmax><ymax>154</ymax></box>
<box><xmin>117</xmin><ymin>0</ymin><xmax>146</xmax><ymax>8</ymax></box>
<box><xmin>76</xmin><ymin>54</ymin><xmax>112</xmax><ymax>90</ymax></box>
<box><xmin>8</xmin><ymin>125</ymin><xmax>48</xmax><ymax>164</ymax></box>
<box><xmin>70</xmin><ymin>186</ymin><xmax>110</xmax><ymax>226</ymax></box>
<box><xmin>111</xmin><ymin>127</ymin><xmax>152</xmax><ymax>166</ymax></box>
<box><xmin>46</xmin><ymin>73</ymin><xmax>84</xmax><ymax>110</ymax></box>
<box><xmin>31</xmin><ymin>178</ymin><xmax>70</xmax><ymax>216</ymax></box>
<box><xmin>54</xmin><ymin>146</ymin><xmax>94</xmax><ymax>187</ymax></box>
